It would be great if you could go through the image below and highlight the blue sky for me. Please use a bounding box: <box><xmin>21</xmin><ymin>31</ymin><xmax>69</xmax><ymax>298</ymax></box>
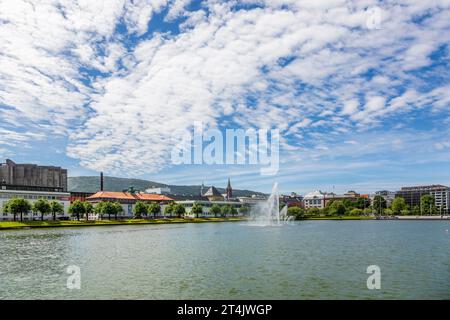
<box><xmin>1</xmin><ymin>0</ymin><xmax>450</xmax><ymax>194</ymax></box>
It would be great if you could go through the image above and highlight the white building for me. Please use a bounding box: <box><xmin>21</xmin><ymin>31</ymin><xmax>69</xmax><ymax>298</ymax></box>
<box><xmin>0</xmin><ymin>189</ymin><xmax>71</xmax><ymax>221</ymax></box>
<box><xmin>144</xmin><ymin>186</ymin><xmax>171</xmax><ymax>195</ymax></box>
<box><xmin>303</xmin><ymin>190</ymin><xmax>326</xmax><ymax>209</ymax></box>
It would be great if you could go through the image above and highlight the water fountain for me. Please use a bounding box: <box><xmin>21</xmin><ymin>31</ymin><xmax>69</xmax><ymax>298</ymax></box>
<box><xmin>249</xmin><ymin>182</ymin><xmax>293</xmax><ymax>226</ymax></box>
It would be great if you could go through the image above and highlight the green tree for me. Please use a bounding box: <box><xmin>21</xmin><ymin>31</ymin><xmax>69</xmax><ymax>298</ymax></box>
<box><xmin>134</xmin><ymin>201</ymin><xmax>148</xmax><ymax>219</ymax></box>
<box><xmin>372</xmin><ymin>196</ymin><xmax>387</xmax><ymax>215</ymax></box>
<box><xmin>328</xmin><ymin>200</ymin><xmax>346</xmax><ymax>217</ymax></box>
<box><xmin>287</xmin><ymin>206</ymin><xmax>305</xmax><ymax>220</ymax></box>
<box><xmin>6</xmin><ymin>198</ymin><xmax>32</xmax><ymax>221</ymax></box>
<box><xmin>239</xmin><ymin>204</ymin><xmax>250</xmax><ymax>216</ymax></box>
<box><xmin>49</xmin><ymin>200</ymin><xmax>64</xmax><ymax>221</ymax></box>
<box><xmin>33</xmin><ymin>198</ymin><xmax>51</xmax><ymax>221</ymax></box>
<box><xmin>191</xmin><ymin>203</ymin><xmax>203</xmax><ymax>218</ymax></box>
<box><xmin>391</xmin><ymin>197</ymin><xmax>408</xmax><ymax>215</ymax></box>
<box><xmin>173</xmin><ymin>204</ymin><xmax>185</xmax><ymax>218</ymax></box>
<box><xmin>148</xmin><ymin>202</ymin><xmax>161</xmax><ymax>219</ymax></box>
<box><xmin>349</xmin><ymin>208</ymin><xmax>364</xmax><ymax>216</ymax></box>
<box><xmin>420</xmin><ymin>195</ymin><xmax>436</xmax><ymax>215</ymax></box>
<box><xmin>384</xmin><ymin>208</ymin><xmax>394</xmax><ymax>215</ymax></box>
<box><xmin>164</xmin><ymin>202</ymin><xmax>175</xmax><ymax>217</ymax></box>
<box><xmin>221</xmin><ymin>204</ymin><xmax>232</xmax><ymax>217</ymax></box>
<box><xmin>82</xmin><ymin>202</ymin><xmax>93</xmax><ymax>221</ymax></box>
<box><xmin>69</xmin><ymin>200</ymin><xmax>85</xmax><ymax>221</ymax></box>
<box><xmin>113</xmin><ymin>202</ymin><xmax>123</xmax><ymax>220</ymax></box>
<box><xmin>210</xmin><ymin>204</ymin><xmax>221</xmax><ymax>217</ymax></box>
<box><xmin>94</xmin><ymin>202</ymin><xmax>105</xmax><ymax>219</ymax></box>
<box><xmin>307</xmin><ymin>207</ymin><xmax>321</xmax><ymax>216</ymax></box>
<box><xmin>230</xmin><ymin>206</ymin><xmax>238</xmax><ymax>217</ymax></box>
<box><xmin>412</xmin><ymin>205</ymin><xmax>421</xmax><ymax>215</ymax></box>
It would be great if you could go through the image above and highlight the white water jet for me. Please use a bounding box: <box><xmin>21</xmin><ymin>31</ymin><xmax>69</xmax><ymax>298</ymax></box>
<box><xmin>249</xmin><ymin>182</ymin><xmax>293</xmax><ymax>226</ymax></box>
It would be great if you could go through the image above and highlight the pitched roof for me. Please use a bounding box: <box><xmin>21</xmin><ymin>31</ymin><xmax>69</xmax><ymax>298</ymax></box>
<box><xmin>203</xmin><ymin>186</ymin><xmax>222</xmax><ymax>197</ymax></box>
<box><xmin>87</xmin><ymin>191</ymin><xmax>173</xmax><ymax>201</ymax></box>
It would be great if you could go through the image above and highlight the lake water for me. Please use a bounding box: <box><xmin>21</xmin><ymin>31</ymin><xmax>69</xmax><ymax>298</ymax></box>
<box><xmin>0</xmin><ymin>220</ymin><xmax>448</xmax><ymax>299</ymax></box>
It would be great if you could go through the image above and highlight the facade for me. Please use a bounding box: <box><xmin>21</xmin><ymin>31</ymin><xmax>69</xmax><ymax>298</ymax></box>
<box><xmin>372</xmin><ymin>190</ymin><xmax>396</xmax><ymax>207</ymax></box>
<box><xmin>395</xmin><ymin>185</ymin><xmax>450</xmax><ymax>214</ymax></box>
<box><xmin>86</xmin><ymin>191</ymin><xmax>174</xmax><ymax>217</ymax></box>
<box><xmin>203</xmin><ymin>186</ymin><xmax>224</xmax><ymax>201</ymax></box>
<box><xmin>0</xmin><ymin>189</ymin><xmax>71</xmax><ymax>221</ymax></box>
<box><xmin>303</xmin><ymin>190</ymin><xmax>326</xmax><ymax>209</ymax></box>
<box><xmin>0</xmin><ymin>159</ymin><xmax>67</xmax><ymax>192</ymax></box>
<box><xmin>145</xmin><ymin>186</ymin><xmax>171</xmax><ymax>195</ymax></box>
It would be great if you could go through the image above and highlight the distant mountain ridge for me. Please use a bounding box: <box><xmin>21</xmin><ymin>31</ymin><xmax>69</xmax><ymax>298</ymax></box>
<box><xmin>68</xmin><ymin>176</ymin><xmax>265</xmax><ymax>197</ymax></box>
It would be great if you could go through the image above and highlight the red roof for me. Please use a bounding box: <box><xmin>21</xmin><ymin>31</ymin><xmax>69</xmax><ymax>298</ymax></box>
<box><xmin>87</xmin><ymin>191</ymin><xmax>173</xmax><ymax>202</ymax></box>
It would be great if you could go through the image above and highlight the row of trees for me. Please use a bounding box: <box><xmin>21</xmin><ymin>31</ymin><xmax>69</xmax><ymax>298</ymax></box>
<box><xmin>162</xmin><ymin>202</ymin><xmax>247</xmax><ymax>218</ymax></box>
<box><xmin>286</xmin><ymin>194</ymin><xmax>442</xmax><ymax>220</ymax></box>
<box><xmin>2</xmin><ymin>198</ymin><xmax>64</xmax><ymax>221</ymax></box>
<box><xmin>371</xmin><ymin>194</ymin><xmax>440</xmax><ymax>215</ymax></box>
<box><xmin>3</xmin><ymin>198</ymin><xmax>250</xmax><ymax>222</ymax></box>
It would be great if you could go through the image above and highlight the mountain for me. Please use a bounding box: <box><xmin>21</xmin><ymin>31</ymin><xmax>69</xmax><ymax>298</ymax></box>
<box><xmin>68</xmin><ymin>176</ymin><xmax>265</xmax><ymax>197</ymax></box>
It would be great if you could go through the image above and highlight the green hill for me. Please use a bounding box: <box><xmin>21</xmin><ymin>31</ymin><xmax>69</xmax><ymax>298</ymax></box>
<box><xmin>68</xmin><ymin>176</ymin><xmax>265</xmax><ymax>197</ymax></box>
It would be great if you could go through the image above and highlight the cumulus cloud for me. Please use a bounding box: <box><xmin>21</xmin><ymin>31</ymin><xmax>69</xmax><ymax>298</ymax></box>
<box><xmin>1</xmin><ymin>0</ymin><xmax>450</xmax><ymax>176</ymax></box>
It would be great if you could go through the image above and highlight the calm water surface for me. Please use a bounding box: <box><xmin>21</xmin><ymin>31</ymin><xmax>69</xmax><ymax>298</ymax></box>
<box><xmin>0</xmin><ymin>220</ymin><xmax>448</xmax><ymax>299</ymax></box>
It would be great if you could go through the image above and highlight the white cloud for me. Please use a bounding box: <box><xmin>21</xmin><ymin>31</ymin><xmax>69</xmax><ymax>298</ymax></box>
<box><xmin>0</xmin><ymin>0</ymin><xmax>450</xmax><ymax>176</ymax></box>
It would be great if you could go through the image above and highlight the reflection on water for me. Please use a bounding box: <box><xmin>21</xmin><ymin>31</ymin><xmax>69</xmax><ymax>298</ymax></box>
<box><xmin>0</xmin><ymin>221</ymin><xmax>449</xmax><ymax>299</ymax></box>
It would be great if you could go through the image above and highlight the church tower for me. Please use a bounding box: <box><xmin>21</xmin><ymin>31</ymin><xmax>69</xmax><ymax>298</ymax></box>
<box><xmin>226</xmin><ymin>178</ymin><xmax>232</xmax><ymax>200</ymax></box>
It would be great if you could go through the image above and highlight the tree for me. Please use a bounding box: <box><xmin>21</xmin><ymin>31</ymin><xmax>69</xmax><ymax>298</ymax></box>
<box><xmin>372</xmin><ymin>196</ymin><xmax>387</xmax><ymax>215</ymax></box>
<box><xmin>173</xmin><ymin>204</ymin><xmax>185</xmax><ymax>218</ymax></box>
<box><xmin>328</xmin><ymin>200</ymin><xmax>346</xmax><ymax>217</ymax></box>
<box><xmin>148</xmin><ymin>202</ymin><xmax>161</xmax><ymax>219</ymax></box>
<box><xmin>221</xmin><ymin>204</ymin><xmax>232</xmax><ymax>217</ymax></box>
<box><xmin>287</xmin><ymin>206</ymin><xmax>305</xmax><ymax>220</ymax></box>
<box><xmin>307</xmin><ymin>207</ymin><xmax>321</xmax><ymax>216</ymax></box>
<box><xmin>112</xmin><ymin>202</ymin><xmax>123</xmax><ymax>220</ymax></box>
<box><xmin>7</xmin><ymin>198</ymin><xmax>32</xmax><ymax>221</ymax></box>
<box><xmin>164</xmin><ymin>202</ymin><xmax>175</xmax><ymax>217</ymax></box>
<box><xmin>420</xmin><ymin>195</ymin><xmax>436</xmax><ymax>215</ymax></box>
<box><xmin>391</xmin><ymin>197</ymin><xmax>408</xmax><ymax>215</ymax></box>
<box><xmin>384</xmin><ymin>208</ymin><xmax>394</xmax><ymax>215</ymax></box>
<box><xmin>69</xmin><ymin>200</ymin><xmax>85</xmax><ymax>221</ymax></box>
<box><xmin>134</xmin><ymin>201</ymin><xmax>148</xmax><ymax>219</ymax></box>
<box><xmin>191</xmin><ymin>203</ymin><xmax>203</xmax><ymax>218</ymax></box>
<box><xmin>94</xmin><ymin>202</ymin><xmax>105</xmax><ymax>219</ymax></box>
<box><xmin>230</xmin><ymin>206</ymin><xmax>238</xmax><ymax>217</ymax></box>
<box><xmin>49</xmin><ymin>201</ymin><xmax>64</xmax><ymax>221</ymax></box>
<box><xmin>83</xmin><ymin>202</ymin><xmax>93</xmax><ymax>221</ymax></box>
<box><xmin>349</xmin><ymin>208</ymin><xmax>363</xmax><ymax>216</ymax></box>
<box><xmin>33</xmin><ymin>198</ymin><xmax>51</xmax><ymax>221</ymax></box>
<box><xmin>412</xmin><ymin>205</ymin><xmax>421</xmax><ymax>215</ymax></box>
<box><xmin>210</xmin><ymin>204</ymin><xmax>221</xmax><ymax>218</ymax></box>
<box><xmin>239</xmin><ymin>204</ymin><xmax>250</xmax><ymax>216</ymax></box>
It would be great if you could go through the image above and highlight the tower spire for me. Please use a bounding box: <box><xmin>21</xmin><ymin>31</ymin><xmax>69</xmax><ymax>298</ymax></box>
<box><xmin>226</xmin><ymin>178</ymin><xmax>232</xmax><ymax>200</ymax></box>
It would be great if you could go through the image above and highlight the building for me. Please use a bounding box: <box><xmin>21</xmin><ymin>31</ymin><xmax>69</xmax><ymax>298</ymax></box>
<box><xmin>145</xmin><ymin>186</ymin><xmax>171</xmax><ymax>195</ymax></box>
<box><xmin>395</xmin><ymin>185</ymin><xmax>450</xmax><ymax>214</ymax></box>
<box><xmin>372</xmin><ymin>190</ymin><xmax>396</xmax><ymax>207</ymax></box>
<box><xmin>303</xmin><ymin>190</ymin><xmax>327</xmax><ymax>209</ymax></box>
<box><xmin>86</xmin><ymin>191</ymin><xmax>173</xmax><ymax>217</ymax></box>
<box><xmin>0</xmin><ymin>189</ymin><xmax>71</xmax><ymax>221</ymax></box>
<box><xmin>225</xmin><ymin>178</ymin><xmax>232</xmax><ymax>200</ymax></box>
<box><xmin>0</xmin><ymin>159</ymin><xmax>67</xmax><ymax>192</ymax></box>
<box><xmin>280</xmin><ymin>193</ymin><xmax>304</xmax><ymax>208</ymax></box>
<box><xmin>203</xmin><ymin>186</ymin><xmax>224</xmax><ymax>201</ymax></box>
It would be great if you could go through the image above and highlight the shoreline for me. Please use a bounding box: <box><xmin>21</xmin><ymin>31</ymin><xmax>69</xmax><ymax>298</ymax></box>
<box><xmin>1</xmin><ymin>215</ymin><xmax>448</xmax><ymax>231</ymax></box>
<box><xmin>0</xmin><ymin>217</ymin><xmax>247</xmax><ymax>230</ymax></box>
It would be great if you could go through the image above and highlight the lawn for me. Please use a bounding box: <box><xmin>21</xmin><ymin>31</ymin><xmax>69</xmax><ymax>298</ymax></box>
<box><xmin>0</xmin><ymin>217</ymin><xmax>247</xmax><ymax>230</ymax></box>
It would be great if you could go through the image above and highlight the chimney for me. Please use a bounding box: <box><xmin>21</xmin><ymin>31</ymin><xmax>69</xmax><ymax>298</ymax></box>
<box><xmin>100</xmin><ymin>172</ymin><xmax>104</xmax><ymax>191</ymax></box>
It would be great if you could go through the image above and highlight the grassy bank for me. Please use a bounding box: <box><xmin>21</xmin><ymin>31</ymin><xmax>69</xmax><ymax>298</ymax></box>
<box><xmin>303</xmin><ymin>216</ymin><xmax>375</xmax><ymax>220</ymax></box>
<box><xmin>0</xmin><ymin>217</ymin><xmax>247</xmax><ymax>230</ymax></box>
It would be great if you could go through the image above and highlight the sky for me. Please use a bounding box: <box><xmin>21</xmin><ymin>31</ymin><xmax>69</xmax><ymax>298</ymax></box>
<box><xmin>1</xmin><ymin>0</ymin><xmax>450</xmax><ymax>194</ymax></box>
